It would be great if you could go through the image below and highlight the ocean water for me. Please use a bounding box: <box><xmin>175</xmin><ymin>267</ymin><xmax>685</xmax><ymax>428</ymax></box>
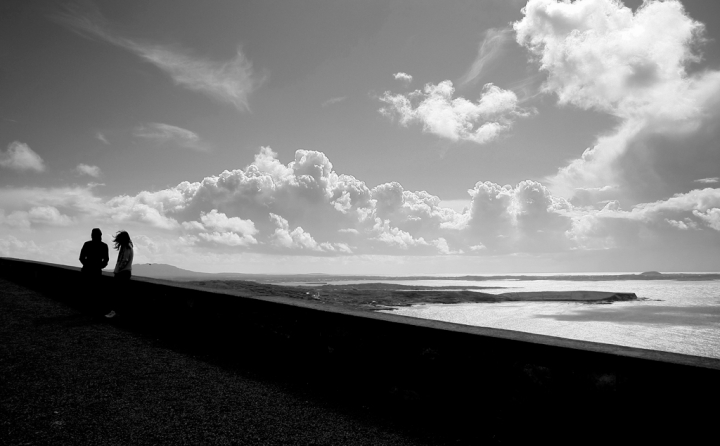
<box><xmin>364</xmin><ymin>278</ymin><xmax>720</xmax><ymax>360</ymax></box>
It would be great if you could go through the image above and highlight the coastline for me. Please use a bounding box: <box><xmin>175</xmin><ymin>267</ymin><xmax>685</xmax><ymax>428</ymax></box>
<box><xmin>184</xmin><ymin>280</ymin><xmax>637</xmax><ymax>311</ymax></box>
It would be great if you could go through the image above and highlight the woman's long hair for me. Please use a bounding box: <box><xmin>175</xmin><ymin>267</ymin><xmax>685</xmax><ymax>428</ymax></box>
<box><xmin>113</xmin><ymin>230</ymin><xmax>133</xmax><ymax>251</ymax></box>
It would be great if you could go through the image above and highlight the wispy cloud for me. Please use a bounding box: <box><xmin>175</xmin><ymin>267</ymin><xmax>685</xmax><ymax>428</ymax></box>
<box><xmin>695</xmin><ymin>177</ymin><xmax>719</xmax><ymax>184</ymax></box>
<box><xmin>55</xmin><ymin>4</ymin><xmax>262</xmax><ymax>111</ymax></box>
<box><xmin>133</xmin><ymin>123</ymin><xmax>207</xmax><ymax>151</ymax></box>
<box><xmin>393</xmin><ymin>72</ymin><xmax>413</xmax><ymax>85</ymax></box>
<box><xmin>96</xmin><ymin>132</ymin><xmax>109</xmax><ymax>144</ymax></box>
<box><xmin>379</xmin><ymin>79</ymin><xmax>531</xmax><ymax>144</ymax></box>
<box><xmin>0</xmin><ymin>141</ymin><xmax>46</xmax><ymax>172</ymax></box>
<box><xmin>458</xmin><ymin>28</ymin><xmax>511</xmax><ymax>87</ymax></box>
<box><xmin>321</xmin><ymin>96</ymin><xmax>347</xmax><ymax>107</ymax></box>
<box><xmin>76</xmin><ymin>163</ymin><xmax>101</xmax><ymax>178</ymax></box>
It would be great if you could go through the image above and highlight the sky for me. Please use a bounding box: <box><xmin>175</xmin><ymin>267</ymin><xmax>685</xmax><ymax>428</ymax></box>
<box><xmin>1</xmin><ymin>0</ymin><xmax>720</xmax><ymax>274</ymax></box>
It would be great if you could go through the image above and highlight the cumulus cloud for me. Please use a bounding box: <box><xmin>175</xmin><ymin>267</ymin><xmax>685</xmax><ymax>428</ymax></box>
<box><xmin>515</xmin><ymin>0</ymin><xmax>720</xmax><ymax>204</ymax></box>
<box><xmin>0</xmin><ymin>141</ymin><xmax>45</xmax><ymax>172</ymax></box>
<box><xmin>393</xmin><ymin>72</ymin><xmax>413</xmax><ymax>84</ymax></box>
<box><xmin>2</xmin><ymin>146</ymin><xmax>719</xmax><ymax>269</ymax></box>
<box><xmin>56</xmin><ymin>4</ymin><xmax>262</xmax><ymax>111</ymax></box>
<box><xmin>134</xmin><ymin>123</ymin><xmax>206</xmax><ymax>151</ymax></box>
<box><xmin>76</xmin><ymin>163</ymin><xmax>101</xmax><ymax>178</ymax></box>
<box><xmin>696</xmin><ymin>177</ymin><xmax>719</xmax><ymax>184</ymax></box>
<box><xmin>379</xmin><ymin>80</ymin><xmax>531</xmax><ymax>144</ymax></box>
<box><xmin>458</xmin><ymin>28</ymin><xmax>511</xmax><ymax>87</ymax></box>
<box><xmin>515</xmin><ymin>0</ymin><xmax>705</xmax><ymax>118</ymax></box>
<box><xmin>192</xmin><ymin>210</ymin><xmax>258</xmax><ymax>247</ymax></box>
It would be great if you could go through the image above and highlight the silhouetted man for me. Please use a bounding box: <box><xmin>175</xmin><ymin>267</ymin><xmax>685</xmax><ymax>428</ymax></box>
<box><xmin>79</xmin><ymin>228</ymin><xmax>109</xmax><ymax>314</ymax></box>
<box><xmin>79</xmin><ymin>228</ymin><xmax>109</xmax><ymax>274</ymax></box>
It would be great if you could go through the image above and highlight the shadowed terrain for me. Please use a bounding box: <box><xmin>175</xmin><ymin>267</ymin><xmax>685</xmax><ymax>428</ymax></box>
<box><xmin>0</xmin><ymin>277</ymin><xmax>460</xmax><ymax>445</ymax></box>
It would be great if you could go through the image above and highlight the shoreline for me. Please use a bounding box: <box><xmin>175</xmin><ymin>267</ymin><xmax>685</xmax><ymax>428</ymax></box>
<box><xmin>184</xmin><ymin>280</ymin><xmax>637</xmax><ymax>311</ymax></box>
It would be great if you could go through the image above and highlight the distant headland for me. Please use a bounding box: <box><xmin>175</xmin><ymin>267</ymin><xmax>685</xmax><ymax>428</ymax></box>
<box><xmin>133</xmin><ymin>264</ymin><xmax>646</xmax><ymax>311</ymax></box>
<box><xmin>133</xmin><ymin>264</ymin><xmax>720</xmax><ymax>283</ymax></box>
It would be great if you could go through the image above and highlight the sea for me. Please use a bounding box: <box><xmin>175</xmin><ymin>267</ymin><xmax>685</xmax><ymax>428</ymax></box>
<box><xmin>316</xmin><ymin>274</ymin><xmax>720</xmax><ymax>360</ymax></box>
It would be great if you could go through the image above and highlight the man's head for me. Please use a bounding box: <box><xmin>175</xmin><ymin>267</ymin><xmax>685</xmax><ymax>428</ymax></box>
<box><xmin>91</xmin><ymin>228</ymin><xmax>102</xmax><ymax>241</ymax></box>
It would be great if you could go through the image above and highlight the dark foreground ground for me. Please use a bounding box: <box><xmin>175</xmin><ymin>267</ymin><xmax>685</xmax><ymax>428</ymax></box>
<box><xmin>0</xmin><ymin>277</ymin><xmax>473</xmax><ymax>445</ymax></box>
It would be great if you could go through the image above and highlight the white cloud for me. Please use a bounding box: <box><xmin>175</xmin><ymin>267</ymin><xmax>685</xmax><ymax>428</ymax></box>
<box><xmin>514</xmin><ymin>0</ymin><xmax>704</xmax><ymax>118</ymax></box>
<box><xmin>2</xmin><ymin>147</ymin><xmax>719</xmax><ymax>269</ymax></box>
<box><xmin>458</xmin><ymin>28</ymin><xmax>511</xmax><ymax>87</ymax></box>
<box><xmin>514</xmin><ymin>0</ymin><xmax>720</xmax><ymax>203</ymax></box>
<box><xmin>56</xmin><ymin>5</ymin><xmax>262</xmax><ymax>111</ymax></box>
<box><xmin>270</xmin><ymin>213</ymin><xmax>321</xmax><ymax>251</ymax></box>
<box><xmin>200</xmin><ymin>209</ymin><xmax>257</xmax><ymax>235</ymax></box>
<box><xmin>133</xmin><ymin>123</ymin><xmax>206</xmax><ymax>151</ymax></box>
<box><xmin>198</xmin><ymin>231</ymin><xmax>256</xmax><ymax>247</ymax></box>
<box><xmin>0</xmin><ymin>206</ymin><xmax>73</xmax><ymax>229</ymax></box>
<box><xmin>393</xmin><ymin>72</ymin><xmax>413</xmax><ymax>84</ymax></box>
<box><xmin>693</xmin><ymin>209</ymin><xmax>720</xmax><ymax>231</ymax></box>
<box><xmin>187</xmin><ymin>210</ymin><xmax>259</xmax><ymax>247</ymax></box>
<box><xmin>105</xmin><ymin>192</ymin><xmax>182</xmax><ymax>230</ymax></box>
<box><xmin>666</xmin><ymin>218</ymin><xmax>698</xmax><ymax>231</ymax></box>
<box><xmin>0</xmin><ymin>141</ymin><xmax>45</xmax><ymax>172</ymax></box>
<box><xmin>0</xmin><ymin>235</ymin><xmax>41</xmax><ymax>258</ymax></box>
<box><xmin>380</xmin><ymin>80</ymin><xmax>530</xmax><ymax>144</ymax></box>
<box><xmin>96</xmin><ymin>132</ymin><xmax>109</xmax><ymax>144</ymax></box>
<box><xmin>76</xmin><ymin>163</ymin><xmax>101</xmax><ymax>178</ymax></box>
<box><xmin>321</xmin><ymin>96</ymin><xmax>347</xmax><ymax>107</ymax></box>
<box><xmin>696</xmin><ymin>177</ymin><xmax>719</xmax><ymax>184</ymax></box>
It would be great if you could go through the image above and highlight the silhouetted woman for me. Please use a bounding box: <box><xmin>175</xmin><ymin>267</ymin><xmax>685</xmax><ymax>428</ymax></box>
<box><xmin>105</xmin><ymin>230</ymin><xmax>134</xmax><ymax>318</ymax></box>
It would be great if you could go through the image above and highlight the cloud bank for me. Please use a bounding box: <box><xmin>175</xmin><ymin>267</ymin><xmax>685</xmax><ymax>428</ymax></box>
<box><xmin>2</xmin><ymin>147</ymin><xmax>718</xmax><ymax>271</ymax></box>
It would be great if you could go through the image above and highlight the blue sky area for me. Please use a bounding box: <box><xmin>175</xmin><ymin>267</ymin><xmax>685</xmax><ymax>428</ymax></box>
<box><xmin>1</xmin><ymin>0</ymin><xmax>719</xmax><ymax>274</ymax></box>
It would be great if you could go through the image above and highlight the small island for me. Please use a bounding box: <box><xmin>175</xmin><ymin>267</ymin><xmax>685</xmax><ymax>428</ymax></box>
<box><xmin>183</xmin><ymin>280</ymin><xmax>637</xmax><ymax>311</ymax></box>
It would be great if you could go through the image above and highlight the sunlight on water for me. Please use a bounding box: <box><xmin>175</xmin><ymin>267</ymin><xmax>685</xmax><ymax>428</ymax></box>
<box><xmin>372</xmin><ymin>279</ymin><xmax>720</xmax><ymax>359</ymax></box>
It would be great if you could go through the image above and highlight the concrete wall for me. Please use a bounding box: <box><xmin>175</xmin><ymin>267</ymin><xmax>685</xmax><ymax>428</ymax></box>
<box><xmin>2</xmin><ymin>257</ymin><xmax>718</xmax><ymax>441</ymax></box>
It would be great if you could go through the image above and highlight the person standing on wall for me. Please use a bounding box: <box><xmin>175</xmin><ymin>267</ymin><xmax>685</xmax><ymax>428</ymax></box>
<box><xmin>79</xmin><ymin>228</ymin><xmax>109</xmax><ymax>313</ymax></box>
<box><xmin>106</xmin><ymin>230</ymin><xmax>134</xmax><ymax>319</ymax></box>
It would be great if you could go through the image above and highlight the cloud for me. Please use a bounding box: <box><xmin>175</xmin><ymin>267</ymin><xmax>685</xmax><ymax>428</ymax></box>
<box><xmin>321</xmin><ymin>96</ymin><xmax>347</xmax><ymax>107</ymax></box>
<box><xmin>133</xmin><ymin>123</ymin><xmax>206</xmax><ymax>151</ymax></box>
<box><xmin>0</xmin><ymin>141</ymin><xmax>45</xmax><ymax>172</ymax></box>
<box><xmin>96</xmin><ymin>132</ymin><xmax>109</xmax><ymax>144</ymax></box>
<box><xmin>190</xmin><ymin>209</ymin><xmax>258</xmax><ymax>247</ymax></box>
<box><xmin>56</xmin><ymin>4</ymin><xmax>262</xmax><ymax>111</ymax></box>
<box><xmin>458</xmin><ymin>28</ymin><xmax>511</xmax><ymax>87</ymax></box>
<box><xmin>393</xmin><ymin>72</ymin><xmax>413</xmax><ymax>84</ymax></box>
<box><xmin>76</xmin><ymin>163</ymin><xmax>101</xmax><ymax>178</ymax></box>
<box><xmin>514</xmin><ymin>0</ymin><xmax>705</xmax><ymax>118</ymax></box>
<box><xmin>0</xmin><ymin>235</ymin><xmax>41</xmax><ymax>259</ymax></box>
<box><xmin>696</xmin><ymin>177</ymin><xmax>719</xmax><ymax>184</ymax></box>
<box><xmin>2</xmin><ymin>147</ymin><xmax>719</xmax><ymax>271</ymax></box>
<box><xmin>514</xmin><ymin>0</ymin><xmax>720</xmax><ymax>203</ymax></box>
<box><xmin>0</xmin><ymin>206</ymin><xmax>73</xmax><ymax>229</ymax></box>
<box><xmin>379</xmin><ymin>80</ymin><xmax>531</xmax><ymax>144</ymax></box>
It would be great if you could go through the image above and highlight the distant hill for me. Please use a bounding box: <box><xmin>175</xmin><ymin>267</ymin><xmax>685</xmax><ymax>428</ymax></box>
<box><xmin>132</xmin><ymin>264</ymin><xmax>294</xmax><ymax>282</ymax></box>
<box><xmin>132</xmin><ymin>264</ymin><xmax>214</xmax><ymax>280</ymax></box>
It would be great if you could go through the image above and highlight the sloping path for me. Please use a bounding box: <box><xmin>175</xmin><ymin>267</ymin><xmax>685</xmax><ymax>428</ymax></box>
<box><xmin>0</xmin><ymin>278</ymin><xmax>446</xmax><ymax>445</ymax></box>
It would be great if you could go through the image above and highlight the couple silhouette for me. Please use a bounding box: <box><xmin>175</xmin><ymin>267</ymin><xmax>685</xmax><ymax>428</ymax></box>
<box><xmin>79</xmin><ymin>228</ymin><xmax>134</xmax><ymax>318</ymax></box>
